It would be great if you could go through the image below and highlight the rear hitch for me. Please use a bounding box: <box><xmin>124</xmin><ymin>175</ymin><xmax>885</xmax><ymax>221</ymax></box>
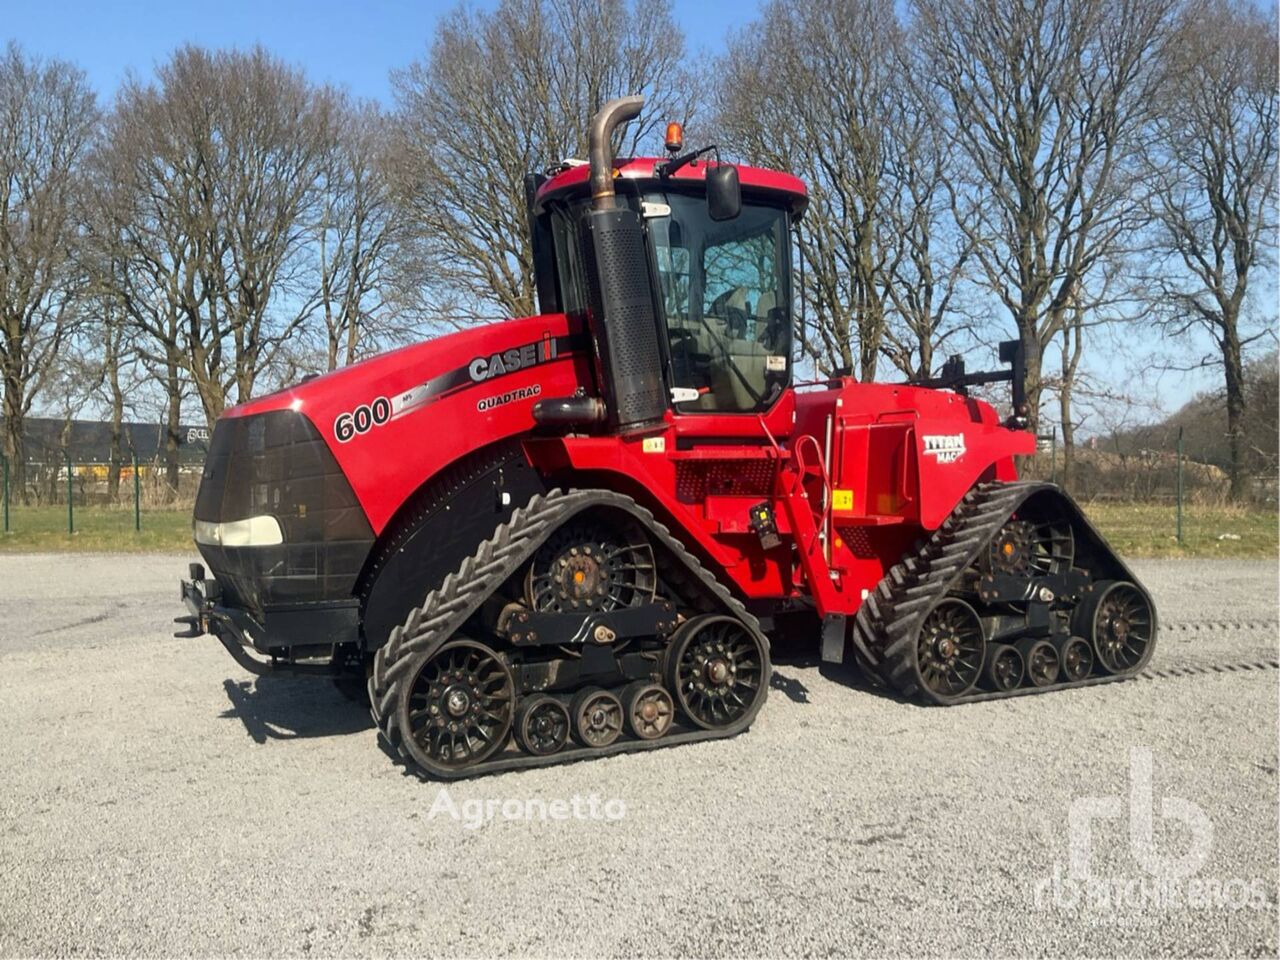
<box><xmin>173</xmin><ymin>614</ymin><xmax>202</xmax><ymax>639</ymax></box>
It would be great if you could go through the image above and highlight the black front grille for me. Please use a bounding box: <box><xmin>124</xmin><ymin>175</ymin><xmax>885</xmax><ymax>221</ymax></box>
<box><xmin>194</xmin><ymin>410</ymin><xmax>374</xmax><ymax>617</ymax></box>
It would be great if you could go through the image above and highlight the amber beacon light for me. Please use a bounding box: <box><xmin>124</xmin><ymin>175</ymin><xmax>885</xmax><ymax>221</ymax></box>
<box><xmin>664</xmin><ymin>121</ymin><xmax>684</xmax><ymax>154</ymax></box>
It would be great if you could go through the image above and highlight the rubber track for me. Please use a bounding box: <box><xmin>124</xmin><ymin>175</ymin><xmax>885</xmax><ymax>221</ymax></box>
<box><xmin>368</xmin><ymin>488</ymin><xmax>771</xmax><ymax>779</ymax></box>
<box><xmin>852</xmin><ymin>480</ymin><xmax>1155</xmax><ymax>705</ymax></box>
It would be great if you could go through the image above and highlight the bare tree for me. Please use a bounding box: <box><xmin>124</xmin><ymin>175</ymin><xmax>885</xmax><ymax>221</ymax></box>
<box><xmin>877</xmin><ymin>64</ymin><xmax>975</xmax><ymax>380</ymax></box>
<box><xmin>94</xmin><ymin>46</ymin><xmax>333</xmax><ymax>428</ymax></box>
<box><xmin>1139</xmin><ymin>0</ymin><xmax>1278</xmax><ymax>500</ymax></box>
<box><xmin>0</xmin><ymin>43</ymin><xmax>97</xmax><ymax>502</ymax></box>
<box><xmin>389</xmin><ymin>0</ymin><xmax>698</xmax><ymax>325</ymax></box>
<box><xmin>314</xmin><ymin>96</ymin><xmax>406</xmax><ymax>370</ymax></box>
<box><xmin>717</xmin><ymin>0</ymin><xmax>898</xmax><ymax>380</ymax></box>
<box><xmin>913</xmin><ymin>0</ymin><xmax>1179</xmax><ymax>430</ymax></box>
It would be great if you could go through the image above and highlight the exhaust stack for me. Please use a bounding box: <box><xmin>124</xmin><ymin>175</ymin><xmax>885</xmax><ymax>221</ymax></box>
<box><xmin>578</xmin><ymin>95</ymin><xmax>666</xmax><ymax>432</ymax></box>
<box><xmin>588</xmin><ymin>95</ymin><xmax>644</xmax><ymax>211</ymax></box>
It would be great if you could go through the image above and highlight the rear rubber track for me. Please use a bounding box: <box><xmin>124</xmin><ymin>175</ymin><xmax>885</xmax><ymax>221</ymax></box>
<box><xmin>852</xmin><ymin>480</ymin><xmax>1154</xmax><ymax>704</ymax></box>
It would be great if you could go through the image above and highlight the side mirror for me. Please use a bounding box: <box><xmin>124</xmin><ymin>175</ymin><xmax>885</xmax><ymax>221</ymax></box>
<box><xmin>707</xmin><ymin>164</ymin><xmax>741</xmax><ymax>221</ymax></box>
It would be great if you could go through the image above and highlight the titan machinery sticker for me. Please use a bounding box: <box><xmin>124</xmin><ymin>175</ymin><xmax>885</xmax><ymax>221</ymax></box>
<box><xmin>921</xmin><ymin>433</ymin><xmax>966</xmax><ymax>464</ymax></box>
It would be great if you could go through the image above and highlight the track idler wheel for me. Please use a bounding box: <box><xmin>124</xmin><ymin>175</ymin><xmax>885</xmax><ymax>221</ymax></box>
<box><xmin>1017</xmin><ymin>638</ymin><xmax>1060</xmax><ymax>687</ymax></box>
<box><xmin>1057</xmin><ymin>636</ymin><xmax>1095</xmax><ymax>683</ymax></box>
<box><xmin>621</xmin><ymin>681</ymin><xmax>674</xmax><ymax>740</ymax></box>
<box><xmin>397</xmin><ymin>639</ymin><xmax>515</xmax><ymax>776</ymax></box>
<box><xmin>1076</xmin><ymin>580</ymin><xmax>1156</xmax><ymax>675</ymax></box>
<box><xmin>666</xmin><ymin>614</ymin><xmax>768</xmax><ymax>730</ymax></box>
<box><xmin>914</xmin><ymin>598</ymin><xmax>986</xmax><ymax>700</ymax></box>
<box><xmin>981</xmin><ymin>643</ymin><xmax>1024</xmax><ymax>692</ymax></box>
<box><xmin>515</xmin><ymin>695</ymin><xmax>571</xmax><ymax>756</ymax></box>
<box><xmin>571</xmin><ymin>687</ymin><xmax>624</xmax><ymax>748</ymax></box>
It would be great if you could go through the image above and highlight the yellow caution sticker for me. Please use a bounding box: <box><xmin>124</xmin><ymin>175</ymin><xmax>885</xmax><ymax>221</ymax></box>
<box><xmin>832</xmin><ymin>489</ymin><xmax>854</xmax><ymax>512</ymax></box>
<box><xmin>642</xmin><ymin>436</ymin><xmax>666</xmax><ymax>453</ymax></box>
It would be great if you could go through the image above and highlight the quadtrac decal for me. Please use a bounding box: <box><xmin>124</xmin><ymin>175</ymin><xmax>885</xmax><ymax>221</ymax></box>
<box><xmin>922</xmin><ymin>433</ymin><xmax>966</xmax><ymax>464</ymax></box>
<box><xmin>477</xmin><ymin>384</ymin><xmax>541</xmax><ymax>412</ymax></box>
<box><xmin>332</xmin><ymin>332</ymin><xmax>584</xmax><ymax>443</ymax></box>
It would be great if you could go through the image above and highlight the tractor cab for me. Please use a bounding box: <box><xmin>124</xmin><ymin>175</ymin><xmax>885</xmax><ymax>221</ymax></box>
<box><xmin>526</xmin><ymin>104</ymin><xmax>808</xmax><ymax>428</ymax></box>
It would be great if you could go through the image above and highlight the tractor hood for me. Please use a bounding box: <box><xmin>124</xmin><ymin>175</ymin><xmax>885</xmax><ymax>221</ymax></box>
<box><xmin>213</xmin><ymin>313</ymin><xmax>592</xmax><ymax>535</ymax></box>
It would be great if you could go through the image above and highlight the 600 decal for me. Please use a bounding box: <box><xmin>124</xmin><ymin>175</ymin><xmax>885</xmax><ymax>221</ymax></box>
<box><xmin>334</xmin><ymin>397</ymin><xmax>391</xmax><ymax>443</ymax></box>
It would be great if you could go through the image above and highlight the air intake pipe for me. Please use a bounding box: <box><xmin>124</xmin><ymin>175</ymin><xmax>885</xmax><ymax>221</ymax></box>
<box><xmin>579</xmin><ymin>95</ymin><xmax>667</xmax><ymax>433</ymax></box>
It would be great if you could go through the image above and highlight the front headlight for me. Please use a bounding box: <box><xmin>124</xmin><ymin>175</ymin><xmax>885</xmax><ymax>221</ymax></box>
<box><xmin>194</xmin><ymin>516</ymin><xmax>285</xmax><ymax>548</ymax></box>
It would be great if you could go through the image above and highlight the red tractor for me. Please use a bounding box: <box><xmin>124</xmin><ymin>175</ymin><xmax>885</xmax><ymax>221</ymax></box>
<box><xmin>178</xmin><ymin>97</ymin><xmax>1157</xmax><ymax>779</ymax></box>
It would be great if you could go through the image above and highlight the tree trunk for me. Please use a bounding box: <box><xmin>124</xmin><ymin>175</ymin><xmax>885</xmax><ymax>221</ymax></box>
<box><xmin>106</xmin><ymin>333</ymin><xmax>124</xmax><ymax>503</ymax></box>
<box><xmin>1057</xmin><ymin>311</ymin><xmax>1084</xmax><ymax>492</ymax></box>
<box><xmin>1059</xmin><ymin>386</ymin><xmax>1075</xmax><ymax>491</ymax></box>
<box><xmin>1</xmin><ymin>363</ymin><xmax>28</xmax><ymax>506</ymax></box>
<box><xmin>346</xmin><ymin>306</ymin><xmax>359</xmax><ymax>367</ymax></box>
<box><xmin>164</xmin><ymin>356</ymin><xmax>182</xmax><ymax>504</ymax></box>
<box><xmin>1221</xmin><ymin>317</ymin><xmax>1247</xmax><ymax>502</ymax></box>
<box><xmin>327</xmin><ymin>330</ymin><xmax>340</xmax><ymax>372</ymax></box>
<box><xmin>1020</xmin><ymin>324</ymin><xmax>1044</xmax><ymax>434</ymax></box>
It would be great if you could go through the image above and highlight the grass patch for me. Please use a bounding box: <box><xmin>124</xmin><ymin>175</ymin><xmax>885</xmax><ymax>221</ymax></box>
<box><xmin>0</xmin><ymin>506</ymin><xmax>194</xmax><ymax>553</ymax></box>
<box><xmin>0</xmin><ymin>501</ymin><xmax>1274</xmax><ymax>560</ymax></box>
<box><xmin>1079</xmin><ymin>501</ymin><xmax>1278</xmax><ymax>559</ymax></box>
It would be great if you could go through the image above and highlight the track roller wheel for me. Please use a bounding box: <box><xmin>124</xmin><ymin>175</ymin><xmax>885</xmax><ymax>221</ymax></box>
<box><xmin>514</xmin><ymin>695</ymin><xmax>571</xmax><ymax>756</ymax></box>
<box><xmin>396</xmin><ymin>639</ymin><xmax>515</xmax><ymax>776</ymax></box>
<box><xmin>1057</xmin><ymin>636</ymin><xmax>1094</xmax><ymax>683</ymax></box>
<box><xmin>981</xmin><ymin>643</ymin><xmax>1024</xmax><ymax>692</ymax></box>
<box><xmin>621</xmin><ymin>681</ymin><xmax>674</xmax><ymax>740</ymax></box>
<box><xmin>1017</xmin><ymin>639</ymin><xmax>1060</xmax><ymax>687</ymax></box>
<box><xmin>571</xmin><ymin>687</ymin><xmax>623</xmax><ymax>748</ymax></box>
<box><xmin>666</xmin><ymin>614</ymin><xmax>768</xmax><ymax>730</ymax></box>
<box><xmin>914</xmin><ymin>598</ymin><xmax>986</xmax><ymax>700</ymax></box>
<box><xmin>1076</xmin><ymin>580</ymin><xmax>1156</xmax><ymax>674</ymax></box>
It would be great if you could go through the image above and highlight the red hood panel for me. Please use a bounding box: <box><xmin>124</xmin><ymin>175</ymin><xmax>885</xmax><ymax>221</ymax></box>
<box><xmin>225</xmin><ymin>314</ymin><xmax>591</xmax><ymax>534</ymax></box>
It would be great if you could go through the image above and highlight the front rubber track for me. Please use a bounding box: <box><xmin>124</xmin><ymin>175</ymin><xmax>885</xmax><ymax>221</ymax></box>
<box><xmin>367</xmin><ymin>488</ymin><xmax>771</xmax><ymax>780</ymax></box>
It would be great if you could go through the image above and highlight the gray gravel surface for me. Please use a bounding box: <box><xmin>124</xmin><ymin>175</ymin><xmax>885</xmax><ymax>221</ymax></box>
<box><xmin>0</xmin><ymin>554</ymin><xmax>1276</xmax><ymax>958</ymax></box>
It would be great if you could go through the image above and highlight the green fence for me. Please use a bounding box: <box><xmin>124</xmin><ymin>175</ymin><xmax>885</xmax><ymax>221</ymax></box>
<box><xmin>0</xmin><ymin>455</ymin><xmax>197</xmax><ymax>547</ymax></box>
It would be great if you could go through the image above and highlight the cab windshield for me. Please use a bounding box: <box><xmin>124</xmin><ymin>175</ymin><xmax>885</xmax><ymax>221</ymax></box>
<box><xmin>645</xmin><ymin>193</ymin><xmax>792</xmax><ymax>413</ymax></box>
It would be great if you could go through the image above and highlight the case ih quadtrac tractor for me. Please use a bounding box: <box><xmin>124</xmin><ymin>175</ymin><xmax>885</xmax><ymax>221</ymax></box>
<box><xmin>178</xmin><ymin>96</ymin><xmax>1157</xmax><ymax>779</ymax></box>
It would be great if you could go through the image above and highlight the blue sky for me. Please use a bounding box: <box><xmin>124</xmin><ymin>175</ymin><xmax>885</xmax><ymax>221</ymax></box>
<box><xmin>5</xmin><ymin>0</ymin><xmax>738</xmax><ymax>103</ymax></box>
<box><xmin>6</xmin><ymin>0</ymin><xmax>1258</xmax><ymax>424</ymax></box>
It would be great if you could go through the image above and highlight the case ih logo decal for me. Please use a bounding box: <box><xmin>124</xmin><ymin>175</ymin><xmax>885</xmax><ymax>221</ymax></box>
<box><xmin>922</xmin><ymin>433</ymin><xmax>966</xmax><ymax>464</ymax></box>
<box><xmin>331</xmin><ymin>333</ymin><xmax>583</xmax><ymax>443</ymax></box>
<box><xmin>468</xmin><ymin>334</ymin><xmax>559</xmax><ymax>383</ymax></box>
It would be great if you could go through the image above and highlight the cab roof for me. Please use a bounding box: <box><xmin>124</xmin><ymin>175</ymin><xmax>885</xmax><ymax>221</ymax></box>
<box><xmin>533</xmin><ymin>157</ymin><xmax>808</xmax><ymax>215</ymax></box>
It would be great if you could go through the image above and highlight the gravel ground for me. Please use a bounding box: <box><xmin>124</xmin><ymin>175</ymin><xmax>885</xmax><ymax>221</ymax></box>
<box><xmin>0</xmin><ymin>554</ymin><xmax>1276</xmax><ymax>958</ymax></box>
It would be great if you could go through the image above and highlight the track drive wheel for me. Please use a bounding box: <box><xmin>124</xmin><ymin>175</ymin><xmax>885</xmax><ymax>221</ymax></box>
<box><xmin>396</xmin><ymin>639</ymin><xmax>515</xmax><ymax>777</ymax></box>
<box><xmin>666</xmin><ymin>614</ymin><xmax>768</xmax><ymax>730</ymax></box>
